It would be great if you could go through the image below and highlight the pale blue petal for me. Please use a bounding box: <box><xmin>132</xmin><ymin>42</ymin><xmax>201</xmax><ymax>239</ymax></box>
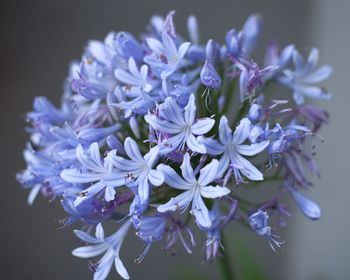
<box><xmin>128</xmin><ymin>57</ymin><xmax>140</xmax><ymax>77</ymax></box>
<box><xmin>107</xmin><ymin>153</ymin><xmax>140</xmax><ymax>171</ymax></box>
<box><xmin>289</xmin><ymin>188</ymin><xmax>321</xmax><ymax>220</ymax></box>
<box><xmin>178</xmin><ymin>42</ymin><xmax>191</xmax><ymax>58</ymax></box>
<box><xmin>95</xmin><ymin>223</ymin><xmax>105</xmax><ymax>240</ymax></box>
<box><xmin>102</xmin><ymin>172</ymin><xmax>127</xmax><ymax>187</ymax></box>
<box><xmin>301</xmin><ymin>65</ymin><xmax>333</xmax><ymax>84</ymax></box>
<box><xmin>115</xmin><ymin>69</ymin><xmax>141</xmax><ymax>86</ymax></box>
<box><xmin>61</xmin><ymin>169</ymin><xmax>102</xmax><ymax>184</ymax></box>
<box><xmin>146</xmin><ymin>38</ymin><xmax>164</xmax><ymax>54</ymax></box>
<box><xmin>217</xmin><ymin>153</ymin><xmax>230</xmax><ymax>178</ymax></box>
<box><xmin>89</xmin><ymin>142</ymin><xmax>104</xmax><ymax>167</ymax></box>
<box><xmin>219</xmin><ymin>116</ymin><xmax>233</xmax><ymax>144</ymax></box>
<box><xmin>93</xmin><ymin>248</ymin><xmax>114</xmax><ymax>280</ymax></box>
<box><xmin>114</xmin><ymin>256</ymin><xmax>130</xmax><ymax>279</ymax></box>
<box><xmin>162</xmin><ymin>97</ymin><xmax>185</xmax><ymax>125</ymax></box>
<box><xmin>292</xmin><ymin>50</ymin><xmax>304</xmax><ymax>71</ymax></box>
<box><xmin>72</xmin><ymin>243</ymin><xmax>109</xmax><ymax>258</ymax></box>
<box><xmin>239</xmin><ymin>69</ymin><xmax>248</xmax><ymax>101</ymax></box>
<box><xmin>236</xmin><ymin>141</ymin><xmax>269</xmax><ymax>156</ymax></box>
<box><xmin>187</xmin><ymin>15</ymin><xmax>199</xmax><ymax>44</ymax></box>
<box><xmin>74</xmin><ymin>230</ymin><xmax>101</xmax><ymax>244</ymax></box>
<box><xmin>191</xmin><ymin>192</ymin><xmax>211</xmax><ymax>228</ymax></box>
<box><xmin>148</xmin><ymin>169</ymin><xmax>164</xmax><ymax>186</ymax></box>
<box><xmin>159</xmin><ymin>132</ymin><xmax>186</xmax><ymax>154</ymax></box>
<box><xmin>233</xmin><ymin>118</ymin><xmax>251</xmax><ymax>145</ymax></box>
<box><xmin>232</xmin><ymin>153</ymin><xmax>264</xmax><ymax>181</ymax></box>
<box><xmin>76</xmin><ymin>144</ymin><xmax>105</xmax><ymax>173</ymax></box>
<box><xmin>74</xmin><ymin>182</ymin><xmax>106</xmax><ymax>206</ymax></box>
<box><xmin>157</xmin><ymin>189</ymin><xmax>195</xmax><ymax>213</ymax></box>
<box><xmin>200</xmin><ymin>185</ymin><xmax>231</xmax><ymax>199</ymax></box>
<box><xmin>124</xmin><ymin>137</ymin><xmax>143</xmax><ymax>161</ymax></box>
<box><xmin>197</xmin><ymin>136</ymin><xmax>225</xmax><ymax>155</ymax></box>
<box><xmin>157</xmin><ymin>164</ymin><xmax>192</xmax><ymax>190</ymax></box>
<box><xmin>162</xmin><ymin>32</ymin><xmax>178</xmax><ymax>58</ymax></box>
<box><xmin>304</xmin><ymin>48</ymin><xmax>318</xmax><ymax>73</ymax></box>
<box><xmin>184</xmin><ymin>94</ymin><xmax>196</xmax><ymax>125</ymax></box>
<box><xmin>27</xmin><ymin>184</ymin><xmax>41</xmax><ymax>205</ymax></box>
<box><xmin>104</xmin><ymin>185</ymin><xmax>116</xmax><ymax>202</ymax></box>
<box><xmin>198</xmin><ymin>159</ymin><xmax>219</xmax><ymax>186</ymax></box>
<box><xmin>180</xmin><ymin>153</ymin><xmax>196</xmax><ymax>184</ymax></box>
<box><xmin>186</xmin><ymin>133</ymin><xmax>206</xmax><ymax>154</ymax></box>
<box><xmin>145</xmin><ymin>115</ymin><xmax>183</xmax><ymax>134</ymax></box>
<box><xmin>191</xmin><ymin>118</ymin><xmax>215</xmax><ymax>135</ymax></box>
<box><xmin>144</xmin><ymin>146</ymin><xmax>159</xmax><ymax>167</ymax></box>
<box><xmin>294</xmin><ymin>85</ymin><xmax>331</xmax><ymax>100</ymax></box>
<box><xmin>138</xmin><ymin>175</ymin><xmax>150</xmax><ymax>203</ymax></box>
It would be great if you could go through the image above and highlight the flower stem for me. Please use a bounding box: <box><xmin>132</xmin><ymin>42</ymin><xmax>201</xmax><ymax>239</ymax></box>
<box><xmin>217</xmin><ymin>232</ymin><xmax>235</xmax><ymax>280</ymax></box>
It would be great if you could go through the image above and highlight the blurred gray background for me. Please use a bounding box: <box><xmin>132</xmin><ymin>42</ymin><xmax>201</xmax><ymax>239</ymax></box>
<box><xmin>0</xmin><ymin>0</ymin><xmax>348</xmax><ymax>279</ymax></box>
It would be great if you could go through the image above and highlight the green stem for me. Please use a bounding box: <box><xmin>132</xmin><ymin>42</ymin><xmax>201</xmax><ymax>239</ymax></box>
<box><xmin>217</xmin><ymin>232</ymin><xmax>235</xmax><ymax>280</ymax></box>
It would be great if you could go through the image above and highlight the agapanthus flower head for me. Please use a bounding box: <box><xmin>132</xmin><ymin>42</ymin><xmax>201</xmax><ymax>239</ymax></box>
<box><xmin>17</xmin><ymin>10</ymin><xmax>332</xmax><ymax>279</ymax></box>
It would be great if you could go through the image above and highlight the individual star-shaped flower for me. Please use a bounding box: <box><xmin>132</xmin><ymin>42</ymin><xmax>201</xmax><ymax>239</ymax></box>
<box><xmin>157</xmin><ymin>153</ymin><xmax>230</xmax><ymax>228</ymax></box>
<box><xmin>60</xmin><ymin>142</ymin><xmax>126</xmax><ymax>206</ymax></box>
<box><xmin>145</xmin><ymin>94</ymin><xmax>215</xmax><ymax>154</ymax></box>
<box><xmin>199</xmin><ymin>116</ymin><xmax>269</xmax><ymax>183</ymax></box>
<box><xmin>114</xmin><ymin>57</ymin><xmax>154</xmax><ymax>93</ymax></box>
<box><xmin>72</xmin><ymin>221</ymin><xmax>131</xmax><ymax>280</ymax></box>
<box><xmin>144</xmin><ymin>30</ymin><xmax>191</xmax><ymax>79</ymax></box>
<box><xmin>278</xmin><ymin>48</ymin><xmax>333</xmax><ymax>104</ymax></box>
<box><xmin>104</xmin><ymin>137</ymin><xmax>164</xmax><ymax>204</ymax></box>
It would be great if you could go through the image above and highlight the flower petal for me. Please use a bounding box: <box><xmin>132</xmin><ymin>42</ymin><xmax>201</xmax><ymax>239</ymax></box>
<box><xmin>72</xmin><ymin>243</ymin><xmax>109</xmax><ymax>258</ymax></box>
<box><xmin>198</xmin><ymin>159</ymin><xmax>219</xmax><ymax>186</ymax></box>
<box><xmin>184</xmin><ymin>94</ymin><xmax>196</xmax><ymax>125</ymax></box>
<box><xmin>302</xmin><ymin>65</ymin><xmax>333</xmax><ymax>84</ymax></box>
<box><xmin>162</xmin><ymin>97</ymin><xmax>185</xmax><ymax>125</ymax></box>
<box><xmin>218</xmin><ymin>116</ymin><xmax>232</xmax><ymax>144</ymax></box>
<box><xmin>124</xmin><ymin>137</ymin><xmax>144</xmax><ymax>161</ymax></box>
<box><xmin>191</xmin><ymin>118</ymin><xmax>215</xmax><ymax>135</ymax></box>
<box><xmin>74</xmin><ymin>230</ymin><xmax>101</xmax><ymax>244</ymax></box>
<box><xmin>137</xmin><ymin>175</ymin><xmax>150</xmax><ymax>203</ymax></box>
<box><xmin>144</xmin><ymin>146</ymin><xmax>159</xmax><ymax>167</ymax></box>
<box><xmin>217</xmin><ymin>152</ymin><xmax>230</xmax><ymax>178</ymax></box>
<box><xmin>180</xmin><ymin>153</ymin><xmax>196</xmax><ymax>184</ymax></box>
<box><xmin>115</xmin><ymin>256</ymin><xmax>130</xmax><ymax>279</ymax></box>
<box><xmin>289</xmin><ymin>187</ymin><xmax>321</xmax><ymax>220</ymax></box>
<box><xmin>200</xmin><ymin>185</ymin><xmax>231</xmax><ymax>199</ymax></box>
<box><xmin>148</xmin><ymin>169</ymin><xmax>164</xmax><ymax>186</ymax></box>
<box><xmin>236</xmin><ymin>141</ymin><xmax>269</xmax><ymax>156</ymax></box>
<box><xmin>233</xmin><ymin>118</ymin><xmax>251</xmax><ymax>144</ymax></box>
<box><xmin>159</xmin><ymin>132</ymin><xmax>186</xmax><ymax>154</ymax></box>
<box><xmin>76</xmin><ymin>143</ymin><xmax>104</xmax><ymax>172</ymax></box>
<box><xmin>95</xmin><ymin>223</ymin><xmax>105</xmax><ymax>240</ymax></box>
<box><xmin>157</xmin><ymin>189</ymin><xmax>195</xmax><ymax>213</ymax></box>
<box><xmin>105</xmin><ymin>185</ymin><xmax>116</xmax><ymax>202</ymax></box>
<box><xmin>198</xmin><ymin>136</ymin><xmax>225</xmax><ymax>155</ymax></box>
<box><xmin>232</xmin><ymin>153</ymin><xmax>264</xmax><ymax>181</ymax></box>
<box><xmin>74</xmin><ymin>182</ymin><xmax>106</xmax><ymax>206</ymax></box>
<box><xmin>145</xmin><ymin>115</ymin><xmax>183</xmax><ymax>134</ymax></box>
<box><xmin>186</xmin><ymin>133</ymin><xmax>206</xmax><ymax>154</ymax></box>
<box><xmin>157</xmin><ymin>164</ymin><xmax>192</xmax><ymax>190</ymax></box>
<box><xmin>107</xmin><ymin>153</ymin><xmax>140</xmax><ymax>171</ymax></box>
<box><xmin>191</xmin><ymin>192</ymin><xmax>211</xmax><ymax>228</ymax></box>
<box><xmin>61</xmin><ymin>169</ymin><xmax>102</xmax><ymax>184</ymax></box>
<box><xmin>146</xmin><ymin>38</ymin><xmax>164</xmax><ymax>54</ymax></box>
<box><xmin>93</xmin><ymin>248</ymin><xmax>114</xmax><ymax>280</ymax></box>
<box><xmin>102</xmin><ymin>172</ymin><xmax>127</xmax><ymax>187</ymax></box>
<box><xmin>178</xmin><ymin>42</ymin><xmax>191</xmax><ymax>58</ymax></box>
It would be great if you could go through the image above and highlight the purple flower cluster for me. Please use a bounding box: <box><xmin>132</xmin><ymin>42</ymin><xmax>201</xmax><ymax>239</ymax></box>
<box><xmin>17</xmin><ymin>11</ymin><xmax>332</xmax><ymax>279</ymax></box>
